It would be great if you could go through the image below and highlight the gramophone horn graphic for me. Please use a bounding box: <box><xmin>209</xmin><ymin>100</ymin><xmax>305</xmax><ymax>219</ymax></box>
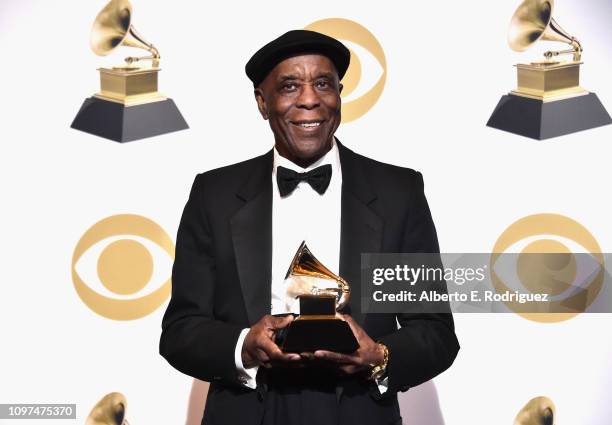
<box><xmin>85</xmin><ymin>392</ymin><xmax>130</xmax><ymax>425</ymax></box>
<box><xmin>487</xmin><ymin>0</ymin><xmax>611</xmax><ymax>140</ymax></box>
<box><xmin>71</xmin><ymin>0</ymin><xmax>188</xmax><ymax>143</ymax></box>
<box><xmin>513</xmin><ymin>396</ymin><xmax>556</xmax><ymax>425</ymax></box>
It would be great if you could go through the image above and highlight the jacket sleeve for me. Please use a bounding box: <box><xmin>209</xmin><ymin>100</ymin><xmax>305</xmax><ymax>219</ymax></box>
<box><xmin>159</xmin><ymin>174</ymin><xmax>244</xmax><ymax>387</ymax></box>
<box><xmin>377</xmin><ymin>171</ymin><xmax>460</xmax><ymax>396</ymax></box>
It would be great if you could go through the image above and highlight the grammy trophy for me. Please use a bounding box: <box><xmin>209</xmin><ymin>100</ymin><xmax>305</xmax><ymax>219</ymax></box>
<box><xmin>275</xmin><ymin>242</ymin><xmax>359</xmax><ymax>354</ymax></box>
<box><xmin>71</xmin><ymin>0</ymin><xmax>188</xmax><ymax>142</ymax></box>
<box><xmin>487</xmin><ymin>0</ymin><xmax>611</xmax><ymax>140</ymax></box>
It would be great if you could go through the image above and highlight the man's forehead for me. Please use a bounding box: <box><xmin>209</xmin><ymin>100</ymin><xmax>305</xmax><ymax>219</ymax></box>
<box><xmin>270</xmin><ymin>54</ymin><xmax>339</xmax><ymax>79</ymax></box>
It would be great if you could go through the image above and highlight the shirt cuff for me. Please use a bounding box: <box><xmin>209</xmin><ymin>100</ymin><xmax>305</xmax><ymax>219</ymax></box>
<box><xmin>234</xmin><ymin>328</ymin><xmax>258</xmax><ymax>389</ymax></box>
<box><xmin>375</xmin><ymin>375</ymin><xmax>389</xmax><ymax>394</ymax></box>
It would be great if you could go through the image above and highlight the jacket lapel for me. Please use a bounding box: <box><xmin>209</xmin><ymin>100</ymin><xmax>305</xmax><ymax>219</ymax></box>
<box><xmin>230</xmin><ymin>150</ymin><xmax>274</xmax><ymax>325</ymax></box>
<box><xmin>337</xmin><ymin>142</ymin><xmax>384</xmax><ymax>323</ymax></box>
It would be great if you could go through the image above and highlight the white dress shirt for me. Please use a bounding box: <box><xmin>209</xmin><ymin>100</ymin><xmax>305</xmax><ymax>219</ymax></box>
<box><xmin>233</xmin><ymin>140</ymin><xmax>387</xmax><ymax>393</ymax></box>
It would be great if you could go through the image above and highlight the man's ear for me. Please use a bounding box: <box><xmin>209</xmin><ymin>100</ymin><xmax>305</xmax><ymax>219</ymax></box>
<box><xmin>254</xmin><ymin>88</ymin><xmax>269</xmax><ymax>120</ymax></box>
<box><xmin>338</xmin><ymin>83</ymin><xmax>343</xmax><ymax>95</ymax></box>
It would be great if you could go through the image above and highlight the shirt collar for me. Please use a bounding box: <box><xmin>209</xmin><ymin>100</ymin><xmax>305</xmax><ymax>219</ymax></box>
<box><xmin>273</xmin><ymin>138</ymin><xmax>341</xmax><ymax>177</ymax></box>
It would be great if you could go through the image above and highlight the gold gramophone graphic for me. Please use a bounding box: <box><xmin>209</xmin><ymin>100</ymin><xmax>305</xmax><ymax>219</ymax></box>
<box><xmin>85</xmin><ymin>392</ymin><xmax>130</xmax><ymax>425</ymax></box>
<box><xmin>276</xmin><ymin>242</ymin><xmax>358</xmax><ymax>353</ymax></box>
<box><xmin>513</xmin><ymin>396</ymin><xmax>556</xmax><ymax>425</ymax></box>
<box><xmin>71</xmin><ymin>0</ymin><xmax>188</xmax><ymax>143</ymax></box>
<box><xmin>487</xmin><ymin>0</ymin><xmax>611</xmax><ymax>139</ymax></box>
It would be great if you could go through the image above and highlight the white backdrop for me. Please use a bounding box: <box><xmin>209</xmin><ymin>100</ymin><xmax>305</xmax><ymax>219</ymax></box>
<box><xmin>1</xmin><ymin>0</ymin><xmax>611</xmax><ymax>424</ymax></box>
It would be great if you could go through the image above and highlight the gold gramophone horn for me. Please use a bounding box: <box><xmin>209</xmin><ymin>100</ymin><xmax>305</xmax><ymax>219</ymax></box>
<box><xmin>508</xmin><ymin>0</ymin><xmax>582</xmax><ymax>61</ymax></box>
<box><xmin>85</xmin><ymin>392</ymin><xmax>130</xmax><ymax>425</ymax></box>
<box><xmin>513</xmin><ymin>396</ymin><xmax>556</xmax><ymax>425</ymax></box>
<box><xmin>286</xmin><ymin>241</ymin><xmax>350</xmax><ymax>310</ymax></box>
<box><xmin>90</xmin><ymin>0</ymin><xmax>160</xmax><ymax>66</ymax></box>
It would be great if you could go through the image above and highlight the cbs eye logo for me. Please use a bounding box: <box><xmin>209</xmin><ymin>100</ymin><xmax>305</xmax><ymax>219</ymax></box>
<box><xmin>71</xmin><ymin>214</ymin><xmax>174</xmax><ymax>320</ymax></box>
<box><xmin>491</xmin><ymin>213</ymin><xmax>604</xmax><ymax>323</ymax></box>
<box><xmin>305</xmin><ymin>18</ymin><xmax>387</xmax><ymax>123</ymax></box>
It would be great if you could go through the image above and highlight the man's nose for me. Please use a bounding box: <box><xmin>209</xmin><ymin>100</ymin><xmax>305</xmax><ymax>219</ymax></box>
<box><xmin>296</xmin><ymin>84</ymin><xmax>320</xmax><ymax>109</ymax></box>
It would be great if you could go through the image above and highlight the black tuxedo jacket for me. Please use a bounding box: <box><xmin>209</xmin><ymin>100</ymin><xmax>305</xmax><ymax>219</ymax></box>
<box><xmin>160</xmin><ymin>142</ymin><xmax>459</xmax><ymax>425</ymax></box>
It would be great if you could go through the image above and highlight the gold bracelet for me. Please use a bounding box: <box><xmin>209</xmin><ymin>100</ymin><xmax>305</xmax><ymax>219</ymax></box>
<box><xmin>369</xmin><ymin>342</ymin><xmax>389</xmax><ymax>381</ymax></box>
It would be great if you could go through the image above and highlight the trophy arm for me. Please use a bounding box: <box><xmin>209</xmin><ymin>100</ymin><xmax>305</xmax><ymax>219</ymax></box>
<box><xmin>296</xmin><ymin>275</ymin><xmax>350</xmax><ymax>310</ymax></box>
<box><xmin>124</xmin><ymin>52</ymin><xmax>161</xmax><ymax>67</ymax></box>
<box><xmin>542</xmin><ymin>19</ymin><xmax>583</xmax><ymax>61</ymax></box>
<box><xmin>122</xmin><ymin>26</ymin><xmax>161</xmax><ymax>67</ymax></box>
<box><xmin>543</xmin><ymin>41</ymin><xmax>582</xmax><ymax>62</ymax></box>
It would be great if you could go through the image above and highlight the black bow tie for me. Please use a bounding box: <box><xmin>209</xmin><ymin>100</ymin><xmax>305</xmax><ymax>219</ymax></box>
<box><xmin>276</xmin><ymin>164</ymin><xmax>332</xmax><ymax>197</ymax></box>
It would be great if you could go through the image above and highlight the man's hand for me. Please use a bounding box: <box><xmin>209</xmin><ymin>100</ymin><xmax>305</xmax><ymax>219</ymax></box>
<box><xmin>241</xmin><ymin>315</ymin><xmax>301</xmax><ymax>369</ymax></box>
<box><xmin>313</xmin><ymin>314</ymin><xmax>385</xmax><ymax>375</ymax></box>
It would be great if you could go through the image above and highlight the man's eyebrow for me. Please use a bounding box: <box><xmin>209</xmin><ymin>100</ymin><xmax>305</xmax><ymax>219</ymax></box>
<box><xmin>278</xmin><ymin>74</ymin><xmax>299</xmax><ymax>82</ymax></box>
<box><xmin>277</xmin><ymin>72</ymin><xmax>336</xmax><ymax>82</ymax></box>
<box><xmin>315</xmin><ymin>72</ymin><xmax>336</xmax><ymax>79</ymax></box>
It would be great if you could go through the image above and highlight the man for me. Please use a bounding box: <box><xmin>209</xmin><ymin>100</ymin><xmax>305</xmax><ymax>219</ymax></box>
<box><xmin>160</xmin><ymin>30</ymin><xmax>459</xmax><ymax>425</ymax></box>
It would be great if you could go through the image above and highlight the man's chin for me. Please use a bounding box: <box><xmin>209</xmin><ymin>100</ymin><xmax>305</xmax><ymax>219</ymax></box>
<box><xmin>291</xmin><ymin>138</ymin><xmax>332</xmax><ymax>159</ymax></box>
<box><xmin>293</xmin><ymin>149</ymin><xmax>329</xmax><ymax>165</ymax></box>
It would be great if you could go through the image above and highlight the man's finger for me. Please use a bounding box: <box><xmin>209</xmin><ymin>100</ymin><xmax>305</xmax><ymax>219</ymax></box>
<box><xmin>340</xmin><ymin>314</ymin><xmax>362</xmax><ymax>338</ymax></box>
<box><xmin>338</xmin><ymin>364</ymin><xmax>358</xmax><ymax>375</ymax></box>
<box><xmin>268</xmin><ymin>314</ymin><xmax>294</xmax><ymax>330</ymax></box>
<box><xmin>314</xmin><ymin>350</ymin><xmax>355</xmax><ymax>364</ymax></box>
<box><xmin>259</xmin><ymin>337</ymin><xmax>300</xmax><ymax>362</ymax></box>
<box><xmin>300</xmin><ymin>352</ymin><xmax>315</xmax><ymax>360</ymax></box>
<box><xmin>338</xmin><ymin>365</ymin><xmax>350</xmax><ymax>374</ymax></box>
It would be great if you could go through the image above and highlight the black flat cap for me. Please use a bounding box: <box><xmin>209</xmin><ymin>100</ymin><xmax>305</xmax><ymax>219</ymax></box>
<box><xmin>245</xmin><ymin>29</ymin><xmax>350</xmax><ymax>87</ymax></box>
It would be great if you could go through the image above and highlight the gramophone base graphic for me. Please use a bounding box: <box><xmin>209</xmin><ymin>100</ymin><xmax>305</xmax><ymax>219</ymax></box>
<box><xmin>488</xmin><ymin>92</ymin><xmax>611</xmax><ymax>140</ymax></box>
<box><xmin>488</xmin><ymin>62</ymin><xmax>611</xmax><ymax>140</ymax></box>
<box><xmin>72</xmin><ymin>96</ymin><xmax>188</xmax><ymax>143</ymax></box>
<box><xmin>71</xmin><ymin>67</ymin><xmax>188</xmax><ymax>143</ymax></box>
<box><xmin>278</xmin><ymin>318</ymin><xmax>358</xmax><ymax>354</ymax></box>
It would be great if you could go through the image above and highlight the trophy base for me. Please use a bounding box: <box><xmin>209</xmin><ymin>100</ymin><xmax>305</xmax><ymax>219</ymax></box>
<box><xmin>487</xmin><ymin>92</ymin><xmax>611</xmax><ymax>140</ymax></box>
<box><xmin>71</xmin><ymin>96</ymin><xmax>188</xmax><ymax>143</ymax></box>
<box><xmin>278</xmin><ymin>317</ymin><xmax>359</xmax><ymax>354</ymax></box>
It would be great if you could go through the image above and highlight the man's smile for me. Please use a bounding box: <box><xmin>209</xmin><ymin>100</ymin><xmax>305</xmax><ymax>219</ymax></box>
<box><xmin>290</xmin><ymin>120</ymin><xmax>324</xmax><ymax>130</ymax></box>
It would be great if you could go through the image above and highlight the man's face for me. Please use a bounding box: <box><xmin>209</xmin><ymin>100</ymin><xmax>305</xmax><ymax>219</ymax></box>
<box><xmin>255</xmin><ymin>54</ymin><xmax>342</xmax><ymax>167</ymax></box>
